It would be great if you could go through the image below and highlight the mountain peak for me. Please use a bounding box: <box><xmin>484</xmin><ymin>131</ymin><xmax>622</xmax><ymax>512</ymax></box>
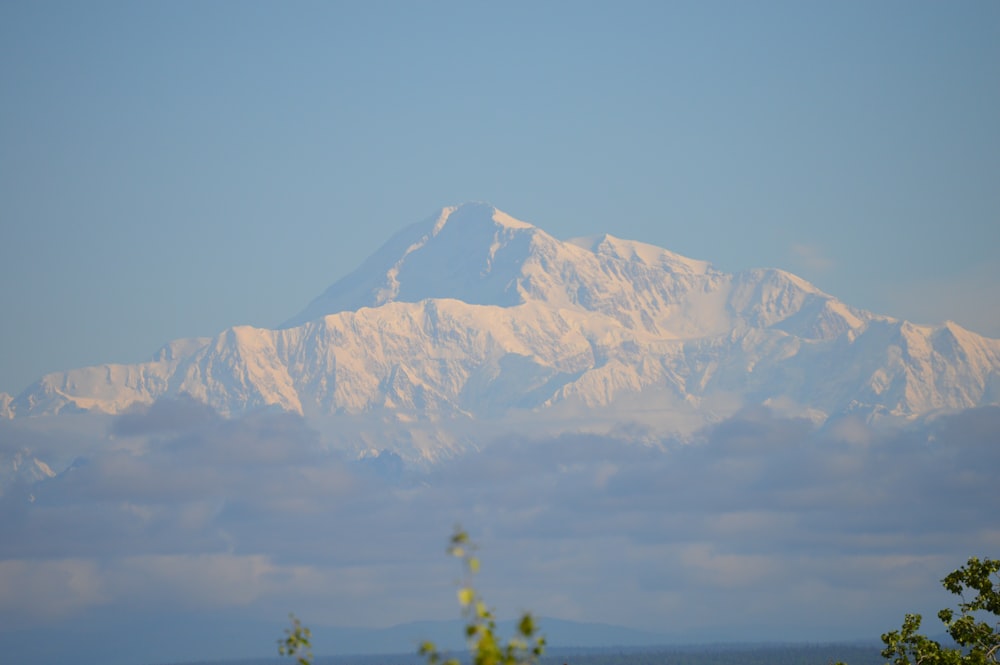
<box><xmin>9</xmin><ymin>204</ymin><xmax>1000</xmax><ymax>438</ymax></box>
<box><xmin>431</xmin><ymin>203</ymin><xmax>537</xmax><ymax>237</ymax></box>
<box><xmin>429</xmin><ymin>202</ymin><xmax>537</xmax><ymax>236</ymax></box>
<box><xmin>281</xmin><ymin>204</ymin><xmax>545</xmax><ymax>326</ymax></box>
<box><xmin>567</xmin><ymin>233</ymin><xmax>713</xmax><ymax>276</ymax></box>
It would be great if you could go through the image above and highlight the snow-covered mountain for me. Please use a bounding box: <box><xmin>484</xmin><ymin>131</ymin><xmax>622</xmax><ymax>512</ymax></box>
<box><xmin>0</xmin><ymin>447</ymin><xmax>55</xmax><ymax>496</ymax></box>
<box><xmin>6</xmin><ymin>203</ymin><xmax>1000</xmax><ymax>459</ymax></box>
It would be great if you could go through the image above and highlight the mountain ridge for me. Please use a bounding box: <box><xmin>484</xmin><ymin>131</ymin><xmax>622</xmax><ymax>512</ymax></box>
<box><xmin>5</xmin><ymin>203</ymin><xmax>1000</xmax><ymax>463</ymax></box>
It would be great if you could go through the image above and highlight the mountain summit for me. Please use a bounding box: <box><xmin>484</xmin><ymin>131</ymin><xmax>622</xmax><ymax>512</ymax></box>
<box><xmin>7</xmin><ymin>205</ymin><xmax>1000</xmax><ymax>460</ymax></box>
<box><xmin>283</xmin><ymin>203</ymin><xmax>543</xmax><ymax>325</ymax></box>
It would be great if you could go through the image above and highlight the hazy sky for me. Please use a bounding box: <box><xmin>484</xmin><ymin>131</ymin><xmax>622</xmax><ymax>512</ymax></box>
<box><xmin>2</xmin><ymin>0</ymin><xmax>999</xmax><ymax>395</ymax></box>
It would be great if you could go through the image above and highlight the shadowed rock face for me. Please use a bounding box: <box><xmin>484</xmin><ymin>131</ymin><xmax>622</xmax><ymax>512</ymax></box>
<box><xmin>7</xmin><ymin>204</ymin><xmax>1000</xmax><ymax>458</ymax></box>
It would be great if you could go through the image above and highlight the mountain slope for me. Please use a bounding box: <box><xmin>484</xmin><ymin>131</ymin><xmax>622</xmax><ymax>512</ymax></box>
<box><xmin>0</xmin><ymin>447</ymin><xmax>55</xmax><ymax>495</ymax></box>
<box><xmin>282</xmin><ymin>203</ymin><xmax>539</xmax><ymax>326</ymax></box>
<box><xmin>7</xmin><ymin>204</ymin><xmax>1000</xmax><ymax>456</ymax></box>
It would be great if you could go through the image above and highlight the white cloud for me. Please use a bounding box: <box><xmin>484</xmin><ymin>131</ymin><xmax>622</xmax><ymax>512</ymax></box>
<box><xmin>789</xmin><ymin>242</ymin><xmax>836</xmax><ymax>273</ymax></box>
<box><xmin>1</xmin><ymin>403</ymin><xmax>999</xmax><ymax>661</ymax></box>
<box><xmin>0</xmin><ymin>558</ymin><xmax>108</xmax><ymax>622</ymax></box>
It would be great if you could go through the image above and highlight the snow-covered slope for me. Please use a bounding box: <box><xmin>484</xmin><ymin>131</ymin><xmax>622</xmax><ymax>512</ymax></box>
<box><xmin>0</xmin><ymin>447</ymin><xmax>55</xmax><ymax>495</ymax></box>
<box><xmin>9</xmin><ymin>204</ymin><xmax>1000</xmax><ymax>448</ymax></box>
<box><xmin>282</xmin><ymin>203</ymin><xmax>538</xmax><ymax>325</ymax></box>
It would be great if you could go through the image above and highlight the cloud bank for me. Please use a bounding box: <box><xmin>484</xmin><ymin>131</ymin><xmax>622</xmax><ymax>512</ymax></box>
<box><xmin>1</xmin><ymin>399</ymin><xmax>998</xmax><ymax>664</ymax></box>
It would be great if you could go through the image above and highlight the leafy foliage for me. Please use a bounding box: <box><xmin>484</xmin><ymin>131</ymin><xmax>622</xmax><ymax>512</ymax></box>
<box><xmin>279</xmin><ymin>613</ymin><xmax>314</xmax><ymax>665</ymax></box>
<box><xmin>418</xmin><ymin>527</ymin><xmax>546</xmax><ymax>665</ymax></box>
<box><xmin>276</xmin><ymin>533</ymin><xmax>994</xmax><ymax>665</ymax></box>
<box><xmin>879</xmin><ymin>557</ymin><xmax>1000</xmax><ymax>665</ymax></box>
<box><xmin>279</xmin><ymin>528</ymin><xmax>544</xmax><ymax>665</ymax></box>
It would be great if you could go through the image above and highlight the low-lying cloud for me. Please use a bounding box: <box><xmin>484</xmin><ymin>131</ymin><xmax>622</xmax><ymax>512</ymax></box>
<box><xmin>1</xmin><ymin>401</ymin><xmax>998</xmax><ymax>663</ymax></box>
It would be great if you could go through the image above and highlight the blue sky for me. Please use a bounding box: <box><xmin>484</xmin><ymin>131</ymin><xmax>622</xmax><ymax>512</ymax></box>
<box><xmin>2</xmin><ymin>0</ymin><xmax>999</xmax><ymax>394</ymax></box>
